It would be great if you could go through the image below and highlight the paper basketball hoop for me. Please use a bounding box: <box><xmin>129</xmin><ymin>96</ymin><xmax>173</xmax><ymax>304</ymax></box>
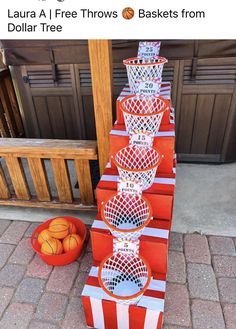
<box><xmin>123</xmin><ymin>56</ymin><xmax>168</xmax><ymax>93</ymax></box>
<box><xmin>112</xmin><ymin>145</ymin><xmax>162</xmax><ymax>190</ymax></box>
<box><xmin>121</xmin><ymin>94</ymin><xmax>169</xmax><ymax>134</ymax></box>
<box><xmin>101</xmin><ymin>193</ymin><xmax>153</xmax><ymax>240</ymax></box>
<box><xmin>98</xmin><ymin>252</ymin><xmax>152</xmax><ymax>305</ymax></box>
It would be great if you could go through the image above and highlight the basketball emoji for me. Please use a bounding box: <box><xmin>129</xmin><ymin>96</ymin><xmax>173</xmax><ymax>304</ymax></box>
<box><xmin>122</xmin><ymin>7</ymin><xmax>134</xmax><ymax>20</ymax></box>
<box><xmin>68</xmin><ymin>222</ymin><xmax>77</xmax><ymax>234</ymax></box>
<box><xmin>48</xmin><ymin>217</ymin><xmax>69</xmax><ymax>239</ymax></box>
<box><xmin>41</xmin><ymin>238</ymin><xmax>63</xmax><ymax>255</ymax></box>
<box><xmin>63</xmin><ymin>234</ymin><xmax>82</xmax><ymax>252</ymax></box>
<box><xmin>37</xmin><ymin>229</ymin><xmax>52</xmax><ymax>245</ymax></box>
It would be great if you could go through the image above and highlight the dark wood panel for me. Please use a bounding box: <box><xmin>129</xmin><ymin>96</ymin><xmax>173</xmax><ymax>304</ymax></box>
<box><xmin>221</xmin><ymin>83</ymin><xmax>236</xmax><ymax>162</ymax></box>
<box><xmin>176</xmin><ymin>95</ymin><xmax>197</xmax><ymax>154</ymax></box>
<box><xmin>175</xmin><ymin>60</ymin><xmax>185</xmax><ymax>132</ymax></box>
<box><xmin>33</xmin><ymin>96</ymin><xmax>52</xmax><ymax>138</ymax></box>
<box><xmin>7</xmin><ymin>47</ymin><xmax>236</xmax><ymax>163</ymax></box>
<box><xmin>191</xmin><ymin>95</ymin><xmax>215</xmax><ymax>154</ymax></box>
<box><xmin>177</xmin><ymin>153</ymin><xmax>221</xmax><ymax>162</ymax></box>
<box><xmin>183</xmin><ymin>84</ymin><xmax>234</xmax><ymax>94</ymax></box>
<box><xmin>60</xmin><ymin>96</ymin><xmax>77</xmax><ymax>139</ymax></box>
<box><xmin>47</xmin><ymin>96</ymin><xmax>66</xmax><ymax>139</ymax></box>
<box><xmin>81</xmin><ymin>96</ymin><xmax>96</xmax><ymax>140</ymax></box>
<box><xmin>207</xmin><ymin>95</ymin><xmax>232</xmax><ymax>154</ymax></box>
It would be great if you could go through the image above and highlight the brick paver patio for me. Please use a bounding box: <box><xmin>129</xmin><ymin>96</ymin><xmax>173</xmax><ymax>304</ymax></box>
<box><xmin>0</xmin><ymin>220</ymin><xmax>235</xmax><ymax>329</ymax></box>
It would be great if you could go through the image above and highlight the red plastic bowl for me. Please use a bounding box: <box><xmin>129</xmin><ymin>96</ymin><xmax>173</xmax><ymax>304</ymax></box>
<box><xmin>31</xmin><ymin>216</ymin><xmax>87</xmax><ymax>266</ymax></box>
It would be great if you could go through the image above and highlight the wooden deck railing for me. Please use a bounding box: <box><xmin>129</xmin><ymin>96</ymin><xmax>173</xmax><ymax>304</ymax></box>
<box><xmin>0</xmin><ymin>69</ymin><xmax>24</xmax><ymax>138</ymax></box>
<box><xmin>0</xmin><ymin>138</ymin><xmax>97</xmax><ymax>210</ymax></box>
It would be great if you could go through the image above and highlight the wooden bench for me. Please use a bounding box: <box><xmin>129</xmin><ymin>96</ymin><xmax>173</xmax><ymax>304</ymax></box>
<box><xmin>0</xmin><ymin>138</ymin><xmax>97</xmax><ymax>210</ymax></box>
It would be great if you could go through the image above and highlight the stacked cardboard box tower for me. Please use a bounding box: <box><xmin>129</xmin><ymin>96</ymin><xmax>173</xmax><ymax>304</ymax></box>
<box><xmin>82</xmin><ymin>42</ymin><xmax>176</xmax><ymax>329</ymax></box>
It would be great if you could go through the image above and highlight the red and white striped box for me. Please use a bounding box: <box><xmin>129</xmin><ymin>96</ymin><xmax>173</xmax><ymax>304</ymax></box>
<box><xmin>109</xmin><ymin>123</ymin><xmax>175</xmax><ymax>174</ymax></box>
<box><xmin>90</xmin><ymin>214</ymin><xmax>170</xmax><ymax>274</ymax></box>
<box><xmin>82</xmin><ymin>265</ymin><xmax>166</xmax><ymax>329</ymax></box>
<box><xmin>116</xmin><ymin>82</ymin><xmax>174</xmax><ymax>126</ymax></box>
<box><xmin>96</xmin><ymin>165</ymin><xmax>176</xmax><ymax>220</ymax></box>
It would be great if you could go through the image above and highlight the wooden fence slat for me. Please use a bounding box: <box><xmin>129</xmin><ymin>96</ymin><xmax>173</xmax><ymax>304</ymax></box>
<box><xmin>75</xmin><ymin>159</ymin><xmax>94</xmax><ymax>204</ymax></box>
<box><xmin>4</xmin><ymin>76</ymin><xmax>24</xmax><ymax>136</ymax></box>
<box><xmin>0</xmin><ymin>100</ymin><xmax>10</xmax><ymax>137</ymax></box>
<box><xmin>88</xmin><ymin>40</ymin><xmax>113</xmax><ymax>175</ymax></box>
<box><xmin>28</xmin><ymin>158</ymin><xmax>51</xmax><ymax>202</ymax></box>
<box><xmin>0</xmin><ymin>83</ymin><xmax>17</xmax><ymax>137</ymax></box>
<box><xmin>5</xmin><ymin>157</ymin><xmax>30</xmax><ymax>200</ymax></box>
<box><xmin>0</xmin><ymin>163</ymin><xmax>11</xmax><ymax>199</ymax></box>
<box><xmin>51</xmin><ymin>158</ymin><xmax>73</xmax><ymax>203</ymax></box>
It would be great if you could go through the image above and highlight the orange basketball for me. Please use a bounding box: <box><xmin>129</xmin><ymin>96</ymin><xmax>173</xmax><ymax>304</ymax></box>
<box><xmin>63</xmin><ymin>234</ymin><xmax>82</xmax><ymax>252</ymax></box>
<box><xmin>38</xmin><ymin>229</ymin><xmax>52</xmax><ymax>245</ymax></box>
<box><xmin>122</xmin><ymin>7</ymin><xmax>134</xmax><ymax>20</ymax></box>
<box><xmin>48</xmin><ymin>218</ymin><xmax>69</xmax><ymax>239</ymax></box>
<box><xmin>41</xmin><ymin>238</ymin><xmax>63</xmax><ymax>255</ymax></box>
<box><xmin>68</xmin><ymin>222</ymin><xmax>77</xmax><ymax>234</ymax></box>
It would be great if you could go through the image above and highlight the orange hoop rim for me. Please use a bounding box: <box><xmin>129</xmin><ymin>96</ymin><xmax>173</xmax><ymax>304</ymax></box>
<box><xmin>101</xmin><ymin>194</ymin><xmax>153</xmax><ymax>234</ymax></box>
<box><xmin>120</xmin><ymin>94</ymin><xmax>170</xmax><ymax>117</ymax></box>
<box><xmin>123</xmin><ymin>56</ymin><xmax>168</xmax><ymax>67</ymax></box>
<box><xmin>112</xmin><ymin>146</ymin><xmax>162</xmax><ymax>172</ymax></box>
<box><xmin>98</xmin><ymin>252</ymin><xmax>152</xmax><ymax>301</ymax></box>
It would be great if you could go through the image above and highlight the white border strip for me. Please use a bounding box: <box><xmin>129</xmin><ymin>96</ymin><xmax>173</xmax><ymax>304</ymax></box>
<box><xmin>91</xmin><ymin>220</ymin><xmax>169</xmax><ymax>239</ymax></box>
<box><xmin>90</xmin><ymin>297</ymin><xmax>105</xmax><ymax>329</ymax></box>
<box><xmin>88</xmin><ymin>266</ymin><xmax>166</xmax><ymax>292</ymax></box>
<box><xmin>110</xmin><ymin>130</ymin><xmax>175</xmax><ymax>137</ymax></box>
<box><xmin>82</xmin><ymin>285</ymin><xmax>165</xmax><ymax>312</ymax></box>
<box><xmin>100</xmin><ymin>175</ymin><xmax>175</xmax><ymax>185</ymax></box>
<box><xmin>117</xmin><ymin>303</ymin><xmax>129</xmax><ymax>329</ymax></box>
<box><xmin>144</xmin><ymin>309</ymin><xmax>160</xmax><ymax>329</ymax></box>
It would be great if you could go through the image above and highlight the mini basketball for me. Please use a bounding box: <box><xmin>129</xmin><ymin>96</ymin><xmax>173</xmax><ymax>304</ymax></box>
<box><xmin>41</xmin><ymin>238</ymin><xmax>63</xmax><ymax>255</ymax></box>
<box><xmin>68</xmin><ymin>222</ymin><xmax>77</xmax><ymax>234</ymax></box>
<box><xmin>37</xmin><ymin>229</ymin><xmax>52</xmax><ymax>245</ymax></box>
<box><xmin>122</xmin><ymin>7</ymin><xmax>134</xmax><ymax>20</ymax></box>
<box><xmin>63</xmin><ymin>234</ymin><xmax>82</xmax><ymax>252</ymax></box>
<box><xmin>48</xmin><ymin>218</ymin><xmax>69</xmax><ymax>239</ymax></box>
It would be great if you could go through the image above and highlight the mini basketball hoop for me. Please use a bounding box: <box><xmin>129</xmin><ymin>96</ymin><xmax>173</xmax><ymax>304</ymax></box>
<box><xmin>121</xmin><ymin>94</ymin><xmax>169</xmax><ymax>133</ymax></box>
<box><xmin>123</xmin><ymin>56</ymin><xmax>168</xmax><ymax>93</ymax></box>
<box><xmin>98</xmin><ymin>252</ymin><xmax>151</xmax><ymax>305</ymax></box>
<box><xmin>101</xmin><ymin>193</ymin><xmax>152</xmax><ymax>240</ymax></box>
<box><xmin>112</xmin><ymin>145</ymin><xmax>162</xmax><ymax>190</ymax></box>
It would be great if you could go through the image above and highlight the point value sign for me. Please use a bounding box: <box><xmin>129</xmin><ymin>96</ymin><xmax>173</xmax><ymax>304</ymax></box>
<box><xmin>137</xmin><ymin>41</ymin><xmax>161</xmax><ymax>59</ymax></box>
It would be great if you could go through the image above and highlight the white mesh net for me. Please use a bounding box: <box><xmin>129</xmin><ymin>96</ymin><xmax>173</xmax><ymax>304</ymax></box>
<box><xmin>121</xmin><ymin>95</ymin><xmax>169</xmax><ymax>133</ymax></box>
<box><xmin>99</xmin><ymin>252</ymin><xmax>151</xmax><ymax>305</ymax></box>
<box><xmin>114</xmin><ymin>145</ymin><xmax>161</xmax><ymax>190</ymax></box>
<box><xmin>102</xmin><ymin>193</ymin><xmax>151</xmax><ymax>240</ymax></box>
<box><xmin>123</xmin><ymin>57</ymin><xmax>168</xmax><ymax>94</ymax></box>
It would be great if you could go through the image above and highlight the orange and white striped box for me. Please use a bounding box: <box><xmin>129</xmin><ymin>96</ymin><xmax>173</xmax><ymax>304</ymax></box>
<box><xmin>109</xmin><ymin>123</ymin><xmax>175</xmax><ymax>174</ymax></box>
<box><xmin>116</xmin><ymin>82</ymin><xmax>174</xmax><ymax>126</ymax></box>
<box><xmin>90</xmin><ymin>214</ymin><xmax>170</xmax><ymax>274</ymax></box>
<box><xmin>96</xmin><ymin>165</ymin><xmax>176</xmax><ymax>220</ymax></box>
<box><xmin>82</xmin><ymin>265</ymin><xmax>166</xmax><ymax>329</ymax></box>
